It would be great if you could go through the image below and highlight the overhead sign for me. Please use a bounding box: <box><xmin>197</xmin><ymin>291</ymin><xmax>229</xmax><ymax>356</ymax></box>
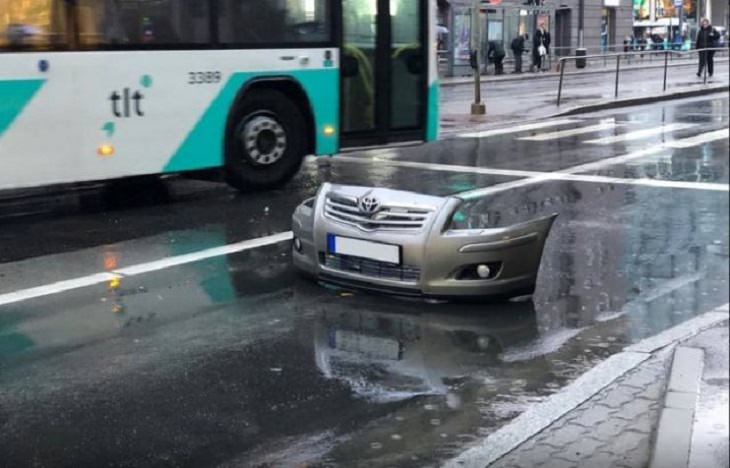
<box><xmin>605</xmin><ymin>0</ymin><xmax>620</xmax><ymax>6</ymax></box>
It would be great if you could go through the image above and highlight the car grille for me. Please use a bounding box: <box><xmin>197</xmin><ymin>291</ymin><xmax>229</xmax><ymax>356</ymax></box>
<box><xmin>324</xmin><ymin>193</ymin><xmax>433</xmax><ymax>231</ymax></box>
<box><xmin>321</xmin><ymin>253</ymin><xmax>421</xmax><ymax>283</ymax></box>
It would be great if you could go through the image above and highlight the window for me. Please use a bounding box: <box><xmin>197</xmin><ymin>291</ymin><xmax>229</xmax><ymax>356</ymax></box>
<box><xmin>74</xmin><ymin>0</ymin><xmax>210</xmax><ymax>47</ymax></box>
<box><xmin>0</xmin><ymin>0</ymin><xmax>69</xmax><ymax>50</ymax></box>
<box><xmin>217</xmin><ymin>0</ymin><xmax>331</xmax><ymax>45</ymax></box>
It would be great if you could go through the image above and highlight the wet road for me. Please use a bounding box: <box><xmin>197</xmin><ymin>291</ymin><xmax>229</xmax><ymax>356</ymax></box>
<box><xmin>1</xmin><ymin>95</ymin><xmax>728</xmax><ymax>467</ymax></box>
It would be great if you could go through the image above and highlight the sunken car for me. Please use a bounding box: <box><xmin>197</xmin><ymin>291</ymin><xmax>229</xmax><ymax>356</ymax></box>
<box><xmin>292</xmin><ymin>183</ymin><xmax>557</xmax><ymax>299</ymax></box>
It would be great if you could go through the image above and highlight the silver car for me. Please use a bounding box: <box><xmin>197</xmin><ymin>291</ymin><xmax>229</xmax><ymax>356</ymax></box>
<box><xmin>292</xmin><ymin>183</ymin><xmax>557</xmax><ymax>299</ymax></box>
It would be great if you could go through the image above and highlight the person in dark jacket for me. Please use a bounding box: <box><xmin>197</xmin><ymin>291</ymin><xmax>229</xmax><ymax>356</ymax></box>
<box><xmin>532</xmin><ymin>22</ymin><xmax>550</xmax><ymax>72</ymax></box>
<box><xmin>695</xmin><ymin>18</ymin><xmax>720</xmax><ymax>77</ymax></box>
<box><xmin>511</xmin><ymin>33</ymin><xmax>528</xmax><ymax>73</ymax></box>
<box><xmin>487</xmin><ymin>40</ymin><xmax>506</xmax><ymax>75</ymax></box>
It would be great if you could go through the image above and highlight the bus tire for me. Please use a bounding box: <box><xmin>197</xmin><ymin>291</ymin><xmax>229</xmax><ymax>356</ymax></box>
<box><xmin>224</xmin><ymin>89</ymin><xmax>308</xmax><ymax>191</ymax></box>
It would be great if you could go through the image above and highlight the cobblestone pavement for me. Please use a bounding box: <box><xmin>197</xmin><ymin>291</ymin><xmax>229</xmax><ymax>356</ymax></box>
<box><xmin>489</xmin><ymin>349</ymin><xmax>673</xmax><ymax>468</ymax></box>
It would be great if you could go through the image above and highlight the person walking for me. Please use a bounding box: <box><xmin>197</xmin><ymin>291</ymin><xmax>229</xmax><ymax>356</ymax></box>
<box><xmin>532</xmin><ymin>22</ymin><xmax>550</xmax><ymax>72</ymax></box>
<box><xmin>695</xmin><ymin>18</ymin><xmax>720</xmax><ymax>77</ymax></box>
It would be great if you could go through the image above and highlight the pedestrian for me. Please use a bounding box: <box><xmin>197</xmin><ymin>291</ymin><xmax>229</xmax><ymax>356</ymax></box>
<box><xmin>487</xmin><ymin>40</ymin><xmax>506</xmax><ymax>75</ymax></box>
<box><xmin>532</xmin><ymin>22</ymin><xmax>550</xmax><ymax>72</ymax></box>
<box><xmin>511</xmin><ymin>33</ymin><xmax>528</xmax><ymax>73</ymax></box>
<box><xmin>695</xmin><ymin>18</ymin><xmax>720</xmax><ymax>78</ymax></box>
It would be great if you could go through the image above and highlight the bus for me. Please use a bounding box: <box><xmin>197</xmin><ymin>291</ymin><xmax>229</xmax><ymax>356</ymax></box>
<box><xmin>0</xmin><ymin>0</ymin><xmax>438</xmax><ymax>192</ymax></box>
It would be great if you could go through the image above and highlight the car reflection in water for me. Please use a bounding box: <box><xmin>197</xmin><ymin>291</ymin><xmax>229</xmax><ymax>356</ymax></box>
<box><xmin>312</xmin><ymin>296</ymin><xmax>539</xmax><ymax>402</ymax></box>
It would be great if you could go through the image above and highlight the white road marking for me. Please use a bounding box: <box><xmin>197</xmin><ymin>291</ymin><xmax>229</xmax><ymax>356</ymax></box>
<box><xmin>335</xmin><ymin>134</ymin><xmax>729</xmax><ymax>198</ymax></box>
<box><xmin>665</xmin><ymin>128</ymin><xmax>729</xmax><ymax>148</ymax></box>
<box><xmin>0</xmin><ymin>231</ymin><xmax>293</xmax><ymax>308</ymax></box>
<box><xmin>584</xmin><ymin>123</ymin><xmax>697</xmax><ymax>145</ymax></box>
<box><xmin>457</xmin><ymin>119</ymin><xmax>578</xmax><ymax>139</ymax></box>
<box><xmin>519</xmin><ymin>121</ymin><xmax>621</xmax><ymax>141</ymax></box>
<box><xmin>0</xmin><ymin>273</ymin><xmax>118</xmax><ymax>308</ymax></box>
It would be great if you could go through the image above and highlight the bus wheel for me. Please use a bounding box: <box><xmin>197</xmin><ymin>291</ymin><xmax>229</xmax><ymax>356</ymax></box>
<box><xmin>225</xmin><ymin>90</ymin><xmax>308</xmax><ymax>191</ymax></box>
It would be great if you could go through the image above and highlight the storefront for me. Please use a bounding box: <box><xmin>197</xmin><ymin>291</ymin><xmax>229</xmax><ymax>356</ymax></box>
<box><xmin>633</xmin><ymin>0</ymin><xmax>698</xmax><ymax>44</ymax></box>
<box><xmin>444</xmin><ymin>3</ymin><xmax>555</xmax><ymax>76</ymax></box>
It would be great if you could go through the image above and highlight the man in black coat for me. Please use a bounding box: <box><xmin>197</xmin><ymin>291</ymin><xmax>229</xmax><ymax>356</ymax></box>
<box><xmin>532</xmin><ymin>22</ymin><xmax>550</xmax><ymax>72</ymax></box>
<box><xmin>511</xmin><ymin>33</ymin><xmax>528</xmax><ymax>73</ymax></box>
<box><xmin>696</xmin><ymin>18</ymin><xmax>720</xmax><ymax>77</ymax></box>
<box><xmin>487</xmin><ymin>40</ymin><xmax>506</xmax><ymax>75</ymax></box>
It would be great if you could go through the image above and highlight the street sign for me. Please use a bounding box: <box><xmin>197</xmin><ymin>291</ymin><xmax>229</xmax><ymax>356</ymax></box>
<box><xmin>673</xmin><ymin>0</ymin><xmax>682</xmax><ymax>7</ymax></box>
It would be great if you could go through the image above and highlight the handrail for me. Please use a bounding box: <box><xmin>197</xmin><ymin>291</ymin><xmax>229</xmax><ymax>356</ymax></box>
<box><xmin>556</xmin><ymin>47</ymin><xmax>728</xmax><ymax>105</ymax></box>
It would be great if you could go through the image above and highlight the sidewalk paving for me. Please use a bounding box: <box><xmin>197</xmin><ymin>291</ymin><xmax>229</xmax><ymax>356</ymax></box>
<box><xmin>438</xmin><ymin>60</ymin><xmax>730</xmax><ymax>135</ymax></box>
<box><xmin>440</xmin><ymin>56</ymin><xmax>729</xmax><ymax>87</ymax></box>
<box><xmin>447</xmin><ymin>305</ymin><xmax>730</xmax><ymax>468</ymax></box>
<box><xmin>485</xmin><ymin>315</ymin><xmax>729</xmax><ymax>468</ymax></box>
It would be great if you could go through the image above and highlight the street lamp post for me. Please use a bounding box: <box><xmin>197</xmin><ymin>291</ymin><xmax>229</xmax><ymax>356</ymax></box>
<box><xmin>471</xmin><ymin>0</ymin><xmax>486</xmax><ymax>115</ymax></box>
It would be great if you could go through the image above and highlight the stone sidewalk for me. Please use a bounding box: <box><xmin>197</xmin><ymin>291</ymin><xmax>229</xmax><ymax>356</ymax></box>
<box><xmin>489</xmin><ymin>348</ymin><xmax>672</xmax><ymax>468</ymax></box>
<box><xmin>486</xmin><ymin>320</ymin><xmax>729</xmax><ymax>468</ymax></box>
<box><xmin>446</xmin><ymin>305</ymin><xmax>729</xmax><ymax>468</ymax></box>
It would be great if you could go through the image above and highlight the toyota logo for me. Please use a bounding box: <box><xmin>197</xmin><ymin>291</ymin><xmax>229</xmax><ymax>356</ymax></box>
<box><xmin>358</xmin><ymin>196</ymin><xmax>380</xmax><ymax>215</ymax></box>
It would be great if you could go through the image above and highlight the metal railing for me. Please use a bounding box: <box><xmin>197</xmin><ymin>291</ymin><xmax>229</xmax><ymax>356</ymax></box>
<box><xmin>556</xmin><ymin>47</ymin><xmax>729</xmax><ymax>106</ymax></box>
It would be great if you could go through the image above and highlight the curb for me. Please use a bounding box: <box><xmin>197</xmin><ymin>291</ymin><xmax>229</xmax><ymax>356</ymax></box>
<box><xmin>444</xmin><ymin>303</ymin><xmax>730</xmax><ymax>468</ymax></box>
<box><xmin>440</xmin><ymin>57</ymin><xmax>729</xmax><ymax>86</ymax></box>
<box><xmin>554</xmin><ymin>85</ymin><xmax>730</xmax><ymax>117</ymax></box>
<box><xmin>649</xmin><ymin>346</ymin><xmax>706</xmax><ymax>468</ymax></box>
<box><xmin>439</xmin><ymin>88</ymin><xmax>728</xmax><ymax>138</ymax></box>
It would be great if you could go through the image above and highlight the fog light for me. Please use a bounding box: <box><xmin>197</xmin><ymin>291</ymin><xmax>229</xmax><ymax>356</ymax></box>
<box><xmin>476</xmin><ymin>264</ymin><xmax>491</xmax><ymax>279</ymax></box>
<box><xmin>293</xmin><ymin>237</ymin><xmax>302</xmax><ymax>252</ymax></box>
<box><xmin>323</xmin><ymin>125</ymin><xmax>336</xmax><ymax>136</ymax></box>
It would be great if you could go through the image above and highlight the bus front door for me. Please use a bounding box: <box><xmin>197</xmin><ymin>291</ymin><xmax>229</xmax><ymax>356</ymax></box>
<box><xmin>341</xmin><ymin>0</ymin><xmax>428</xmax><ymax>147</ymax></box>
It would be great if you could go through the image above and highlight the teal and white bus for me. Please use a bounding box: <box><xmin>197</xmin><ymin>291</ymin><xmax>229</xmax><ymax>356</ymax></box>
<box><xmin>0</xmin><ymin>0</ymin><xmax>438</xmax><ymax>192</ymax></box>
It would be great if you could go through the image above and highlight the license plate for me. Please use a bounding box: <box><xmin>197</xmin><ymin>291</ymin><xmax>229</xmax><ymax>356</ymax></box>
<box><xmin>327</xmin><ymin>234</ymin><xmax>401</xmax><ymax>265</ymax></box>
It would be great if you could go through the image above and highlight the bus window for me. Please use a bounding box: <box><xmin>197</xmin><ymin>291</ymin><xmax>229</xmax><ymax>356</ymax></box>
<box><xmin>217</xmin><ymin>0</ymin><xmax>331</xmax><ymax>45</ymax></box>
<box><xmin>0</xmin><ymin>0</ymin><xmax>68</xmax><ymax>51</ymax></box>
<box><xmin>73</xmin><ymin>0</ymin><xmax>210</xmax><ymax>47</ymax></box>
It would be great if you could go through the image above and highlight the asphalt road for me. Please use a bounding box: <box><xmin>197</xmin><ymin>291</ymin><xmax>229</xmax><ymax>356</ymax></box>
<box><xmin>0</xmin><ymin>95</ymin><xmax>728</xmax><ymax>467</ymax></box>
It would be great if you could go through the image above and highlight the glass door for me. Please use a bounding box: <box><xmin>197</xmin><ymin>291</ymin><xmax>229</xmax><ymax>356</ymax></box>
<box><xmin>341</xmin><ymin>0</ymin><xmax>427</xmax><ymax>146</ymax></box>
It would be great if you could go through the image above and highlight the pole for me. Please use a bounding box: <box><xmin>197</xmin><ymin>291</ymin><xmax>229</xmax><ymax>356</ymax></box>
<box><xmin>614</xmin><ymin>54</ymin><xmax>620</xmax><ymax>98</ymax></box>
<box><xmin>663</xmin><ymin>51</ymin><xmax>669</xmax><ymax>91</ymax></box>
<box><xmin>471</xmin><ymin>0</ymin><xmax>485</xmax><ymax>115</ymax></box>
<box><xmin>557</xmin><ymin>59</ymin><xmax>565</xmax><ymax>105</ymax></box>
<box><xmin>578</xmin><ymin>0</ymin><xmax>585</xmax><ymax>47</ymax></box>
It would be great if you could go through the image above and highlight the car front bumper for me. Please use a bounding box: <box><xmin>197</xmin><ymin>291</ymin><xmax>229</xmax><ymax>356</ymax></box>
<box><xmin>292</xmin><ymin>183</ymin><xmax>557</xmax><ymax>299</ymax></box>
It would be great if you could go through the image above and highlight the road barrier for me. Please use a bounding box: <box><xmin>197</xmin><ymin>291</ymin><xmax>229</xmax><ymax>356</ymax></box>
<box><xmin>556</xmin><ymin>47</ymin><xmax>729</xmax><ymax>106</ymax></box>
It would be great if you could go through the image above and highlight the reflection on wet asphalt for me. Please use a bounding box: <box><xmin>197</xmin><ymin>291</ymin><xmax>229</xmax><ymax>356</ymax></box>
<box><xmin>0</xmin><ymin>96</ymin><xmax>728</xmax><ymax>466</ymax></box>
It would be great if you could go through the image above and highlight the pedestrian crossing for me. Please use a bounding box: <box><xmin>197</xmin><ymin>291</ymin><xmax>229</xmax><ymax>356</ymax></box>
<box><xmin>340</xmin><ymin>124</ymin><xmax>729</xmax><ymax>194</ymax></box>
<box><xmin>518</xmin><ymin>121</ymin><xmax>622</xmax><ymax>141</ymax></box>
<box><xmin>583</xmin><ymin>123</ymin><xmax>698</xmax><ymax>145</ymax></box>
<box><xmin>458</xmin><ymin>118</ymin><xmax>709</xmax><ymax>146</ymax></box>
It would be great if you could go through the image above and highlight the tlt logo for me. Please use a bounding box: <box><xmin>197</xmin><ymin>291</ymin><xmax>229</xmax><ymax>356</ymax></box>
<box><xmin>109</xmin><ymin>88</ymin><xmax>145</xmax><ymax>118</ymax></box>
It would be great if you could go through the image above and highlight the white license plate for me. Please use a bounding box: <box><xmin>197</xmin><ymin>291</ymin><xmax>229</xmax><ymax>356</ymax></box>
<box><xmin>327</xmin><ymin>234</ymin><xmax>401</xmax><ymax>265</ymax></box>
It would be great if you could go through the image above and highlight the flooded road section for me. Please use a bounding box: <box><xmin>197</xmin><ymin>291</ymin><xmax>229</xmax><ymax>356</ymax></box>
<box><xmin>0</xmin><ymin>96</ymin><xmax>728</xmax><ymax>467</ymax></box>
